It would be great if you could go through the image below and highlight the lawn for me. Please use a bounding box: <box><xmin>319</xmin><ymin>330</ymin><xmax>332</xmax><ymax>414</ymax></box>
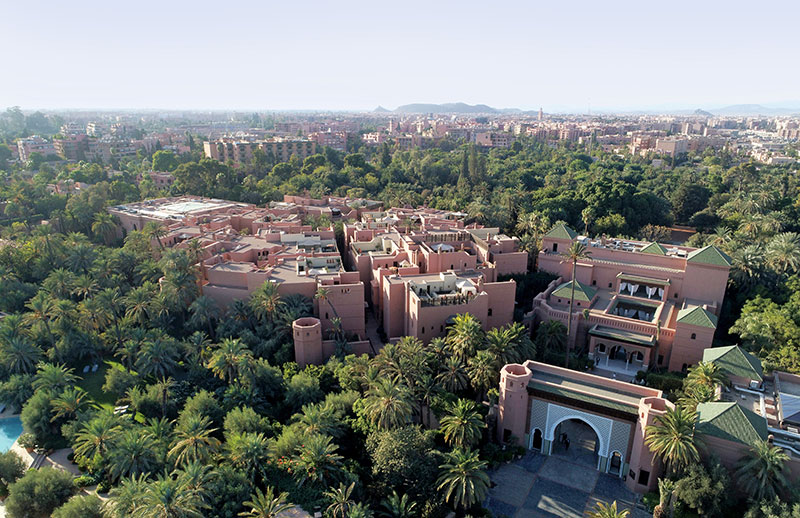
<box><xmin>77</xmin><ymin>361</ymin><xmax>116</xmax><ymax>411</ymax></box>
<box><xmin>77</xmin><ymin>360</ymin><xmax>146</xmax><ymax>423</ymax></box>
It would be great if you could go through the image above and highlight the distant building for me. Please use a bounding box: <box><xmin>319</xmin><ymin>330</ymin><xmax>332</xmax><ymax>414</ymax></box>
<box><xmin>16</xmin><ymin>136</ymin><xmax>57</xmax><ymax>162</ymax></box>
<box><xmin>203</xmin><ymin>138</ymin><xmax>317</xmax><ymax>165</ymax></box>
<box><xmin>474</xmin><ymin>131</ymin><xmax>515</xmax><ymax>148</ymax></box>
<box><xmin>310</xmin><ymin>130</ymin><xmax>347</xmax><ymax>152</ymax></box>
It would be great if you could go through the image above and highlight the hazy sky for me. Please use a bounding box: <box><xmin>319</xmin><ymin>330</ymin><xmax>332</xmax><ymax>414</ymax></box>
<box><xmin>2</xmin><ymin>0</ymin><xmax>798</xmax><ymax>112</ymax></box>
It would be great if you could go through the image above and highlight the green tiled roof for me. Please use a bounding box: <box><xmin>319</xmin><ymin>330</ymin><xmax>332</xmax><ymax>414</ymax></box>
<box><xmin>545</xmin><ymin>223</ymin><xmax>578</xmax><ymax>240</ymax></box>
<box><xmin>703</xmin><ymin>345</ymin><xmax>763</xmax><ymax>383</ymax></box>
<box><xmin>687</xmin><ymin>246</ymin><xmax>732</xmax><ymax>267</ymax></box>
<box><xmin>551</xmin><ymin>280</ymin><xmax>597</xmax><ymax>303</ymax></box>
<box><xmin>676</xmin><ymin>306</ymin><xmax>719</xmax><ymax>328</ymax></box>
<box><xmin>696</xmin><ymin>402</ymin><xmax>768</xmax><ymax>446</ymax></box>
<box><xmin>588</xmin><ymin>324</ymin><xmax>656</xmax><ymax>347</ymax></box>
<box><xmin>528</xmin><ymin>381</ymin><xmax>639</xmax><ymax>416</ymax></box>
<box><xmin>640</xmin><ymin>242</ymin><xmax>668</xmax><ymax>255</ymax></box>
<box><xmin>617</xmin><ymin>272</ymin><xmax>671</xmax><ymax>286</ymax></box>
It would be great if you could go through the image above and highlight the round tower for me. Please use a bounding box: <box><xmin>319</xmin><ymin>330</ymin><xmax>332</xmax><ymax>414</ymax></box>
<box><xmin>497</xmin><ymin>363</ymin><xmax>533</xmax><ymax>444</ymax></box>
<box><xmin>293</xmin><ymin>317</ymin><xmax>323</xmax><ymax>367</ymax></box>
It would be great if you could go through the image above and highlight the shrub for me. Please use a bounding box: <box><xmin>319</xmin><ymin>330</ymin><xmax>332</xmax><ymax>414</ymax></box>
<box><xmin>51</xmin><ymin>494</ymin><xmax>103</xmax><ymax>518</ymax></box>
<box><xmin>96</xmin><ymin>479</ymin><xmax>110</xmax><ymax>493</ymax></box>
<box><xmin>17</xmin><ymin>433</ymin><xmax>35</xmax><ymax>450</ymax></box>
<box><xmin>5</xmin><ymin>467</ymin><xmax>75</xmax><ymax>518</ymax></box>
<box><xmin>72</xmin><ymin>475</ymin><xmax>95</xmax><ymax>488</ymax></box>
<box><xmin>0</xmin><ymin>451</ymin><xmax>26</xmax><ymax>487</ymax></box>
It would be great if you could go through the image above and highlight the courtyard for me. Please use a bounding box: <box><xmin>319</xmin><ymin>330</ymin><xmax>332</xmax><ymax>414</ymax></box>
<box><xmin>484</xmin><ymin>450</ymin><xmax>651</xmax><ymax>518</ymax></box>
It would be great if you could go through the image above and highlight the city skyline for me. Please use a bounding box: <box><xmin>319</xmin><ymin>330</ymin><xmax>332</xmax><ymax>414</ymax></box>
<box><xmin>2</xmin><ymin>0</ymin><xmax>799</xmax><ymax>112</ymax></box>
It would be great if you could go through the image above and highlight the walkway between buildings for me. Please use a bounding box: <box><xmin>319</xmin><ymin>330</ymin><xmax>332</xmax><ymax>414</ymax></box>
<box><xmin>485</xmin><ymin>451</ymin><xmax>650</xmax><ymax>518</ymax></box>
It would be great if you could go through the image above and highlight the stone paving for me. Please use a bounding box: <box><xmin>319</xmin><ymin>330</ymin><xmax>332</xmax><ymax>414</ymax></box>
<box><xmin>485</xmin><ymin>451</ymin><xmax>651</xmax><ymax>518</ymax></box>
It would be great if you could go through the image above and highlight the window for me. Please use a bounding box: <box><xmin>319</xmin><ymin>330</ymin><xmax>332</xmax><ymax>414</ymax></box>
<box><xmin>608</xmin><ymin>283</ymin><xmax>612</xmax><ymax>288</ymax></box>
<box><xmin>421</xmin><ymin>327</ymin><xmax>425</xmax><ymax>334</ymax></box>
<box><xmin>658</xmin><ymin>354</ymin><xmax>664</xmax><ymax>365</ymax></box>
<box><xmin>638</xmin><ymin>470</ymin><xmax>650</xmax><ymax>486</ymax></box>
<box><xmin>691</xmin><ymin>333</ymin><xmax>696</xmax><ymax>339</ymax></box>
<box><xmin>674</xmin><ymin>293</ymin><xmax>679</xmax><ymax>298</ymax></box>
<box><xmin>592</xmin><ymin>280</ymin><xmax>596</xmax><ymax>286</ymax></box>
<box><xmin>488</xmin><ymin>308</ymin><xmax>493</xmax><ymax>316</ymax></box>
<box><xmin>325</xmin><ymin>313</ymin><xmax>329</xmax><ymax>319</ymax></box>
<box><xmin>552</xmin><ymin>243</ymin><xmax>558</xmax><ymax>252</ymax></box>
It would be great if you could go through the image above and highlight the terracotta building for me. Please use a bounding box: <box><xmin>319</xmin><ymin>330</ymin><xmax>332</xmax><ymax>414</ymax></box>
<box><xmin>532</xmin><ymin>223</ymin><xmax>731</xmax><ymax>375</ymax></box>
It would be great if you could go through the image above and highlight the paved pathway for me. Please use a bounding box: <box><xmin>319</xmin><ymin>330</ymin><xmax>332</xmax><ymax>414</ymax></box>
<box><xmin>484</xmin><ymin>451</ymin><xmax>650</xmax><ymax>518</ymax></box>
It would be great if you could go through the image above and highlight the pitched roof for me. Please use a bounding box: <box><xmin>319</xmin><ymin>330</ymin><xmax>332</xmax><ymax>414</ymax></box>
<box><xmin>588</xmin><ymin>324</ymin><xmax>656</xmax><ymax>347</ymax></box>
<box><xmin>686</xmin><ymin>246</ymin><xmax>732</xmax><ymax>267</ymax></box>
<box><xmin>703</xmin><ymin>345</ymin><xmax>763</xmax><ymax>382</ymax></box>
<box><xmin>544</xmin><ymin>223</ymin><xmax>578</xmax><ymax>240</ymax></box>
<box><xmin>696</xmin><ymin>401</ymin><xmax>768</xmax><ymax>445</ymax></box>
<box><xmin>676</xmin><ymin>306</ymin><xmax>719</xmax><ymax>329</ymax></box>
<box><xmin>551</xmin><ymin>280</ymin><xmax>597</xmax><ymax>303</ymax></box>
<box><xmin>639</xmin><ymin>242</ymin><xmax>668</xmax><ymax>255</ymax></box>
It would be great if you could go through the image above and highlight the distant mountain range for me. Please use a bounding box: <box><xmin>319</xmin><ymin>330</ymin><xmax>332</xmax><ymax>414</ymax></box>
<box><xmin>379</xmin><ymin>102</ymin><xmax>533</xmax><ymax>115</ymax></box>
<box><xmin>373</xmin><ymin>102</ymin><xmax>800</xmax><ymax>116</ymax></box>
<box><xmin>704</xmin><ymin>104</ymin><xmax>800</xmax><ymax>116</ymax></box>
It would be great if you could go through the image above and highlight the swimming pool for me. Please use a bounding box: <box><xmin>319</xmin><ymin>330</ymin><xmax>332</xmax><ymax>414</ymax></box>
<box><xmin>0</xmin><ymin>417</ymin><xmax>23</xmax><ymax>452</ymax></box>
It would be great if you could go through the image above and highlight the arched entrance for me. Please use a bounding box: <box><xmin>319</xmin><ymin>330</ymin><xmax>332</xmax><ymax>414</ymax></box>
<box><xmin>609</xmin><ymin>451</ymin><xmax>623</xmax><ymax>476</ymax></box>
<box><xmin>550</xmin><ymin>418</ymin><xmax>600</xmax><ymax>468</ymax></box>
<box><xmin>532</xmin><ymin>429</ymin><xmax>543</xmax><ymax>451</ymax></box>
<box><xmin>610</xmin><ymin>345</ymin><xmax>627</xmax><ymax>361</ymax></box>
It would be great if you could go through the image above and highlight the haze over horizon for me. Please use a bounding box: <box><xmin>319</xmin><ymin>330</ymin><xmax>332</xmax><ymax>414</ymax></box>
<box><xmin>2</xmin><ymin>0</ymin><xmax>798</xmax><ymax>112</ymax></box>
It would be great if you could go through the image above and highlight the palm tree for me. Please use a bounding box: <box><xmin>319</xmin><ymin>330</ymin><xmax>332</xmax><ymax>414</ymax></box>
<box><xmin>131</xmin><ymin>473</ymin><xmax>205</xmax><ymax>518</ymax></box>
<box><xmin>105</xmin><ymin>474</ymin><xmax>150</xmax><ymax>518</ymax></box>
<box><xmin>67</xmin><ymin>243</ymin><xmax>97</xmax><ymax>274</ymax></box>
<box><xmin>207</xmin><ymin>338</ymin><xmax>253</xmax><ymax>383</ymax></box>
<box><xmin>323</xmin><ymin>482</ymin><xmax>355</xmax><ymax>518</ymax></box>
<box><xmin>735</xmin><ymin>439</ymin><xmax>790</xmax><ymax>502</ymax></box>
<box><xmin>143</xmin><ymin>221</ymin><xmax>168</xmax><ymax>249</ymax></box>
<box><xmin>71</xmin><ymin>274</ymin><xmax>98</xmax><ymax>300</ymax></box>
<box><xmin>91</xmin><ymin>212</ymin><xmax>117</xmax><ymax>245</ymax></box>
<box><xmin>137</xmin><ymin>338</ymin><xmax>180</xmax><ymax>380</ymax></box>
<box><xmin>109</xmin><ymin>428</ymin><xmax>159</xmax><ymax>481</ymax></box>
<box><xmin>240</xmin><ymin>487</ymin><xmax>294</xmax><ymax>518</ymax></box>
<box><xmin>33</xmin><ymin>362</ymin><xmax>79</xmax><ymax>393</ymax></box>
<box><xmin>534</xmin><ymin>320</ymin><xmax>567</xmax><ymax>359</ymax></box>
<box><xmin>188</xmin><ymin>295</ymin><xmax>220</xmax><ymax>339</ymax></box>
<box><xmin>585</xmin><ymin>500</ymin><xmax>630</xmax><ymax>518</ymax></box>
<box><xmin>645</xmin><ymin>406</ymin><xmax>699</xmax><ymax>475</ymax></box>
<box><xmin>446</xmin><ymin>314</ymin><xmax>484</xmax><ymax>362</ymax></box>
<box><xmin>25</xmin><ymin>292</ymin><xmax>55</xmax><ymax>345</ymax></box>
<box><xmin>73</xmin><ymin>412</ymin><xmax>122</xmax><ymax>463</ymax></box>
<box><xmin>363</xmin><ymin>378</ymin><xmax>414</xmax><ymax>430</ymax></box>
<box><xmin>169</xmin><ymin>414</ymin><xmax>221</xmax><ymax>467</ymax></box>
<box><xmin>226</xmin><ymin>431</ymin><xmax>269</xmax><ymax>482</ymax></box>
<box><xmin>653</xmin><ymin>478</ymin><xmax>675</xmax><ymax>518</ymax></box>
<box><xmin>685</xmin><ymin>361</ymin><xmax>728</xmax><ymax>392</ymax></box>
<box><xmin>250</xmin><ymin>281</ymin><xmax>283</xmax><ymax>323</ymax></box>
<box><xmin>0</xmin><ymin>336</ymin><xmax>42</xmax><ymax>374</ymax></box>
<box><xmin>315</xmin><ymin>286</ymin><xmax>340</xmax><ymax>323</ymax></box>
<box><xmin>379</xmin><ymin>490</ymin><xmax>417</xmax><ymax>518</ymax></box>
<box><xmin>436</xmin><ymin>447</ymin><xmax>490</xmax><ymax>511</ymax></box>
<box><xmin>729</xmin><ymin>244</ymin><xmax>766</xmax><ymax>290</ymax></box>
<box><xmin>440</xmin><ymin>399</ymin><xmax>486</xmax><ymax>448</ymax></box>
<box><xmin>124</xmin><ymin>284</ymin><xmax>155</xmax><ymax>325</ymax></box>
<box><xmin>467</xmin><ymin>350</ymin><xmax>497</xmax><ymax>402</ymax></box>
<box><xmin>562</xmin><ymin>241</ymin><xmax>590</xmax><ymax>367</ymax></box>
<box><xmin>51</xmin><ymin>386</ymin><xmax>90</xmax><ymax>422</ymax></box>
<box><xmin>766</xmin><ymin>232</ymin><xmax>800</xmax><ymax>275</ymax></box>
<box><xmin>436</xmin><ymin>356</ymin><xmax>469</xmax><ymax>393</ymax></box>
<box><xmin>293</xmin><ymin>434</ymin><xmax>344</xmax><ymax>488</ymax></box>
<box><xmin>677</xmin><ymin>383</ymin><xmax>715</xmax><ymax>412</ymax></box>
